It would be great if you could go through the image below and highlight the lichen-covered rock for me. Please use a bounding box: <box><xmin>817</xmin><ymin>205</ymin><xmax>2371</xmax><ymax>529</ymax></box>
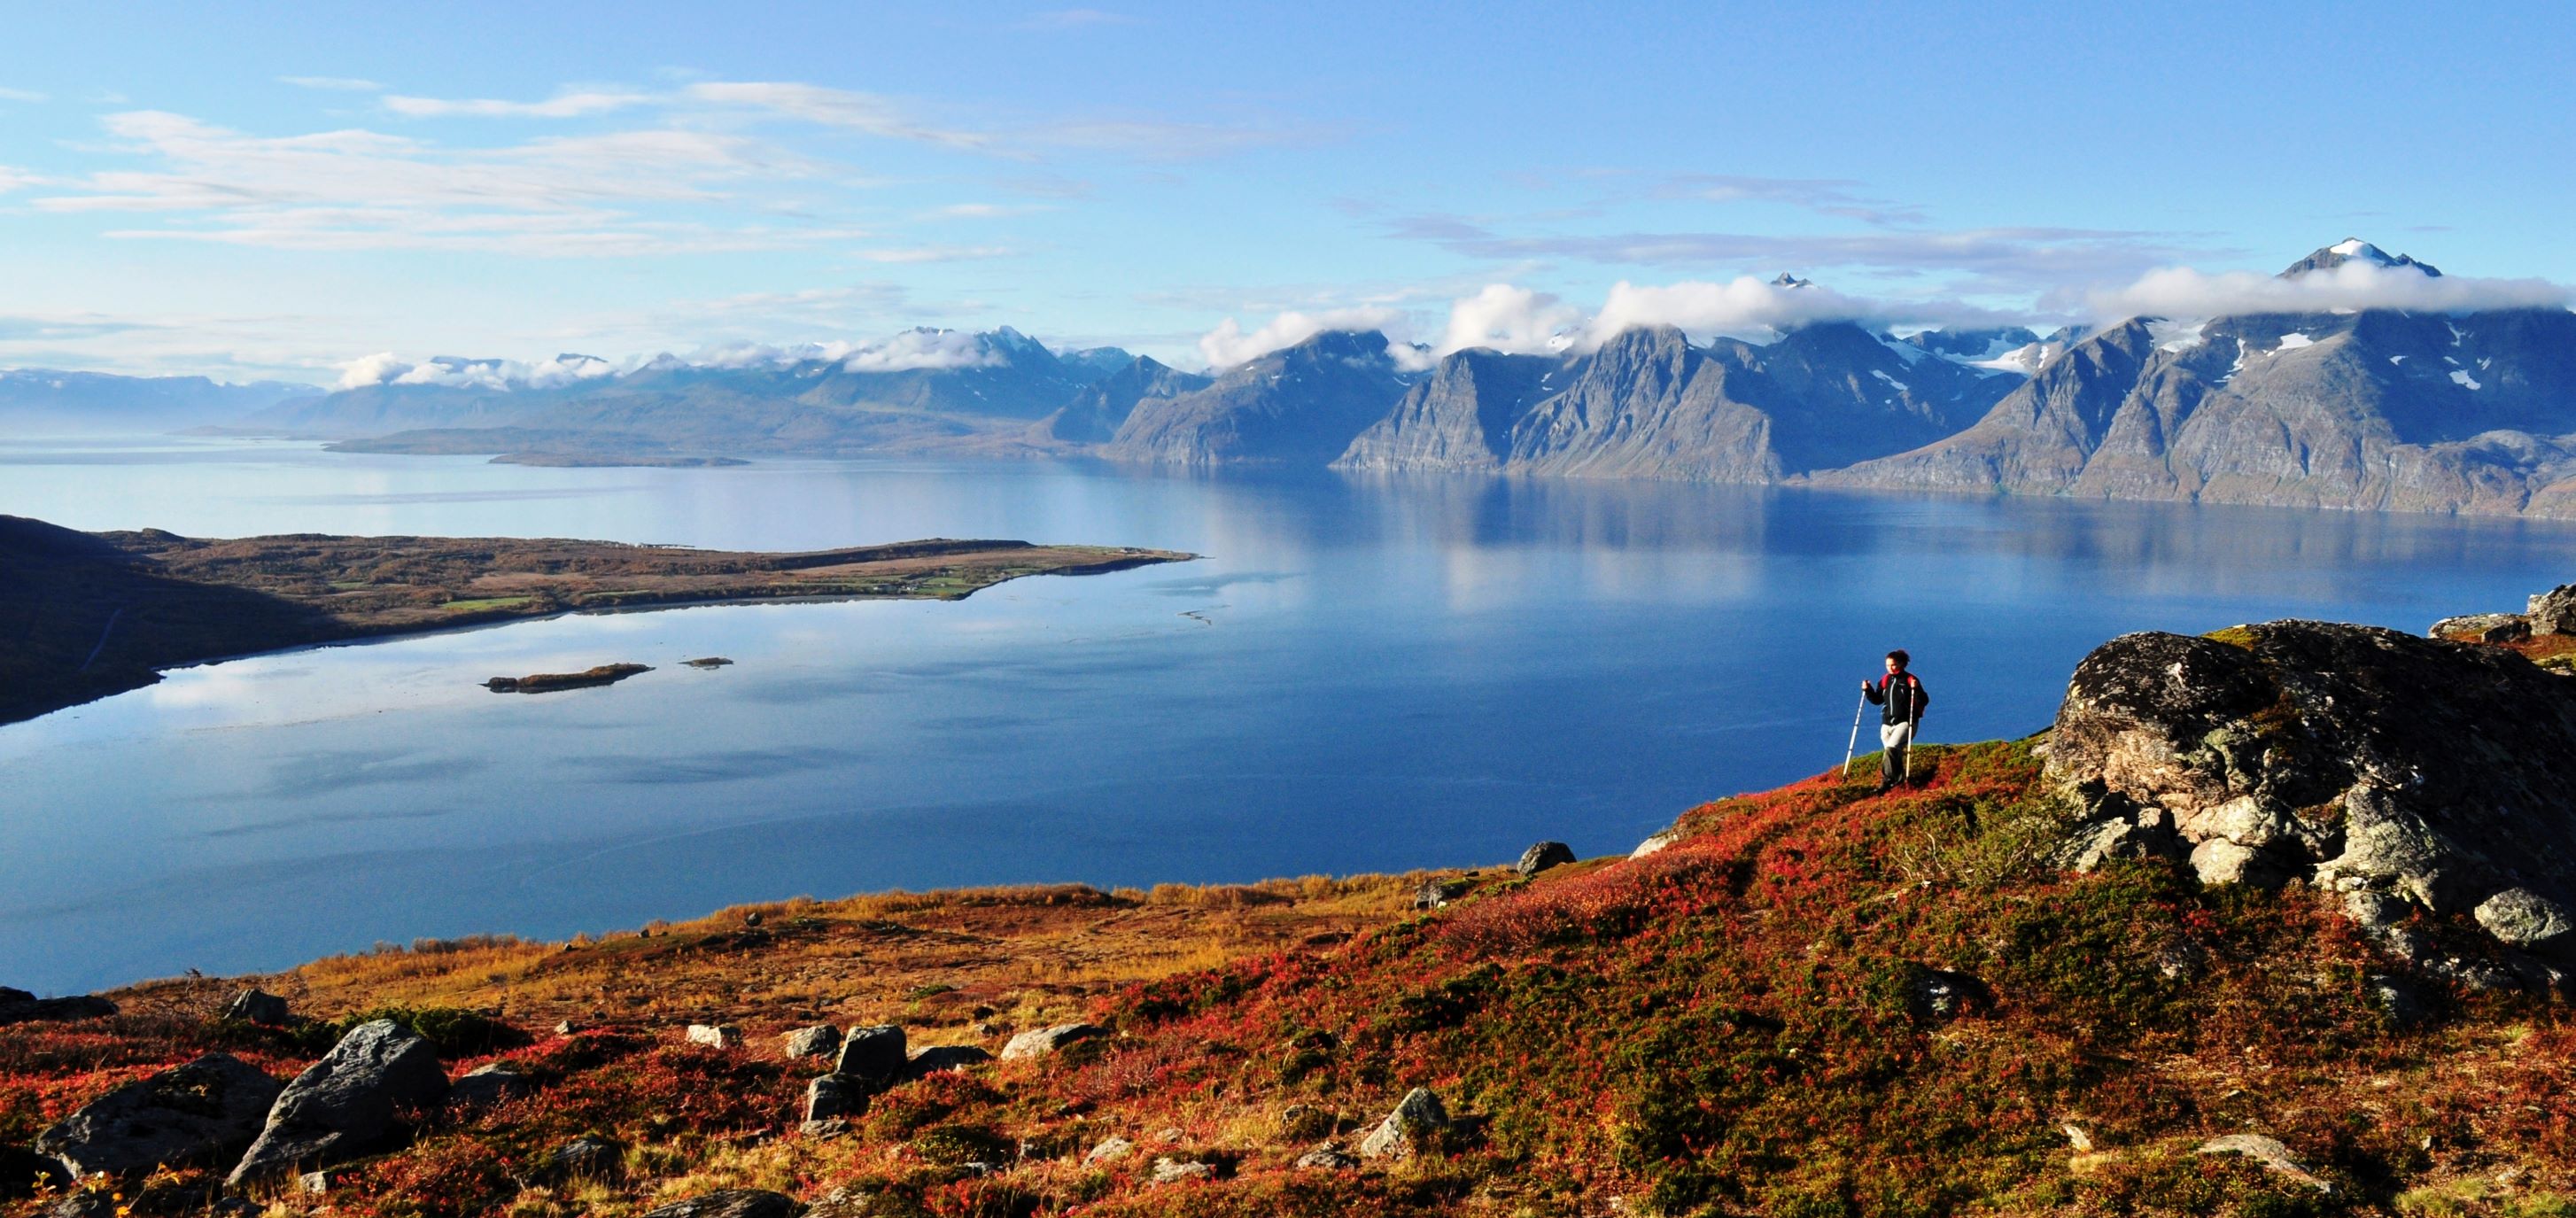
<box><xmin>1294</xmin><ymin>1143</ymin><xmax>1360</xmax><ymax>1169</ymax></box>
<box><xmin>227</xmin><ymin>1020</ymin><xmax>447</xmax><ymax>1186</ymax></box>
<box><xmin>906</xmin><ymin>1044</ymin><xmax>993</xmax><ymax>1075</ymax></box>
<box><xmin>38</xmin><ymin>1053</ymin><xmax>283</xmax><ymax>1179</ymax></box>
<box><xmin>804</xmin><ymin>1074</ymin><xmax>867</xmax><ymax>1123</ymax></box>
<box><xmin>2044</xmin><ymin>622</ymin><xmax>2576</xmax><ymax>954</ymax></box>
<box><xmin>2195</xmin><ymin>1133</ymin><xmax>2332</xmax><ymax>1192</ymax></box>
<box><xmin>1629</xmin><ymin>829</ymin><xmax>1683</xmax><ymax>859</ymax></box>
<box><xmin>1083</xmin><ymin>1137</ymin><xmax>1134</xmax><ymax>1165</ymax></box>
<box><xmin>1357</xmin><ymin>1088</ymin><xmax>1449</xmax><ymax>1160</ymax></box>
<box><xmin>524</xmin><ymin>1135</ymin><xmax>624</xmax><ymax>1186</ymax></box>
<box><xmin>2476</xmin><ymin>888</ymin><xmax>2574</xmax><ymax>949</ymax></box>
<box><xmin>999</xmin><ymin>1023</ymin><xmax>1098</xmax><ymax>1060</ymax></box>
<box><xmin>1150</xmin><ymin>1156</ymin><xmax>1217</xmax><ymax>1183</ymax></box>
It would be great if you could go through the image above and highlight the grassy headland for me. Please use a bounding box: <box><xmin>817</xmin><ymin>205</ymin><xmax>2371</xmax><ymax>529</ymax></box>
<box><xmin>0</xmin><ymin>514</ymin><xmax>1191</xmax><ymax>725</ymax></box>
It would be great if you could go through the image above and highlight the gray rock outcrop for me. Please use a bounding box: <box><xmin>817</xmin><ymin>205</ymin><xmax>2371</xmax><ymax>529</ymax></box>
<box><xmin>804</xmin><ymin>1074</ymin><xmax>867</xmax><ymax>1124</ymax></box>
<box><xmin>36</xmin><ymin>1053</ymin><xmax>282</xmax><ymax>1178</ymax></box>
<box><xmin>684</xmin><ymin>1023</ymin><xmax>739</xmax><ymax>1050</ymax></box>
<box><xmin>2044</xmin><ymin>621</ymin><xmax>2576</xmax><ymax>962</ymax></box>
<box><xmin>228</xmin><ymin>1019</ymin><xmax>449</xmax><ymax>1185</ymax></box>
<box><xmin>834</xmin><ymin>1025</ymin><xmax>907</xmax><ymax>1088</ymax></box>
<box><xmin>907</xmin><ymin>1044</ymin><xmax>993</xmax><ymax>1075</ymax></box>
<box><xmin>638</xmin><ymin>1190</ymin><xmax>806</xmax><ymax>1218</ymax></box>
<box><xmin>448</xmin><ymin>1061</ymin><xmax>531</xmax><ymax>1109</ymax></box>
<box><xmin>1517</xmin><ymin>842</ymin><xmax>1576</xmax><ymax>877</ymax></box>
<box><xmin>999</xmin><ymin>1023</ymin><xmax>1099</xmax><ymax>1060</ymax></box>
<box><xmin>781</xmin><ymin>1025</ymin><xmax>842</xmax><ymax>1060</ymax></box>
<box><xmin>221</xmin><ymin>989</ymin><xmax>291</xmax><ymax>1026</ymax></box>
<box><xmin>1356</xmin><ymin>1088</ymin><xmax>1449</xmax><ymax>1160</ymax></box>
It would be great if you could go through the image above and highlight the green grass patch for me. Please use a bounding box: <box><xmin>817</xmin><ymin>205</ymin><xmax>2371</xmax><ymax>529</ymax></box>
<box><xmin>439</xmin><ymin>595</ymin><xmax>533</xmax><ymax>612</ymax></box>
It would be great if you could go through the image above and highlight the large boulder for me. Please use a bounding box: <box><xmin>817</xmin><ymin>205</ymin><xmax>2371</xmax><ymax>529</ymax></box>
<box><xmin>2045</xmin><ymin>622</ymin><xmax>2576</xmax><ymax>957</ymax></box>
<box><xmin>782</xmin><ymin>1025</ymin><xmax>842</xmax><ymax>1060</ymax></box>
<box><xmin>227</xmin><ymin>1020</ymin><xmax>449</xmax><ymax>1185</ymax></box>
<box><xmin>221</xmin><ymin>989</ymin><xmax>291</xmax><ymax>1026</ymax></box>
<box><xmin>1357</xmin><ymin>1088</ymin><xmax>1450</xmax><ymax>1160</ymax></box>
<box><xmin>36</xmin><ymin>1053</ymin><xmax>283</xmax><ymax>1178</ymax></box>
<box><xmin>2531</xmin><ymin>584</ymin><xmax>2576</xmax><ymax>636</ymax></box>
<box><xmin>1517</xmin><ymin>842</ymin><xmax>1576</xmax><ymax>877</ymax></box>
<box><xmin>834</xmin><ymin>1025</ymin><xmax>907</xmax><ymax>1089</ymax></box>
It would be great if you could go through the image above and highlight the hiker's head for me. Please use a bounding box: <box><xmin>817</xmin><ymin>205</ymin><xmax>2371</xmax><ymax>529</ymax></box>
<box><xmin>1885</xmin><ymin>649</ymin><xmax>1909</xmax><ymax>674</ymax></box>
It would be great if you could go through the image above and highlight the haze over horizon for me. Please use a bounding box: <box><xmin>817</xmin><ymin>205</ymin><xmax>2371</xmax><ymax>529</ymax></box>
<box><xmin>5</xmin><ymin>0</ymin><xmax>2573</xmax><ymax>384</ymax></box>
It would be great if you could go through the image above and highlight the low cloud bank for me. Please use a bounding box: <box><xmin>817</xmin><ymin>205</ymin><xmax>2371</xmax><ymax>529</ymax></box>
<box><xmin>2090</xmin><ymin>260</ymin><xmax>2569</xmax><ymax>321</ymax></box>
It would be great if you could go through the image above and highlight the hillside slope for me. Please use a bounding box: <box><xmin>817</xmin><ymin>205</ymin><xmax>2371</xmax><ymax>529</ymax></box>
<box><xmin>10</xmin><ymin>603</ymin><xmax>2576</xmax><ymax>1215</ymax></box>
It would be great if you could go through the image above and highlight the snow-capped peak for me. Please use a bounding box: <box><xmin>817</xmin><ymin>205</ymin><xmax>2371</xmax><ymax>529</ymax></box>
<box><xmin>2329</xmin><ymin>237</ymin><xmax>2377</xmax><ymax>258</ymax></box>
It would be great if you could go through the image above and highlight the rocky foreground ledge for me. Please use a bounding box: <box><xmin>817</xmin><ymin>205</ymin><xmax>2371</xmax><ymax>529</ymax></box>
<box><xmin>10</xmin><ymin>585</ymin><xmax>2576</xmax><ymax>1215</ymax></box>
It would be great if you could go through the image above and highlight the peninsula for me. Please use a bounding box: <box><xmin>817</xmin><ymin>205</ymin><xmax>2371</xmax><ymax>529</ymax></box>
<box><xmin>0</xmin><ymin>514</ymin><xmax>1192</xmax><ymax>725</ymax></box>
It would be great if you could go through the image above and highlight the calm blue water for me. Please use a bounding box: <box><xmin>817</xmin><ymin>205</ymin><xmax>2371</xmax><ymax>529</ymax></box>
<box><xmin>4</xmin><ymin>435</ymin><xmax>2571</xmax><ymax>994</ymax></box>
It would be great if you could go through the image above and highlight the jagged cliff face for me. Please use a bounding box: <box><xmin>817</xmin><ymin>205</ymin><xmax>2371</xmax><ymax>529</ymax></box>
<box><xmin>1335</xmin><ymin>322</ymin><xmax>2016</xmax><ymax>481</ymax></box>
<box><xmin>1030</xmin><ymin>355</ymin><xmax>1211</xmax><ymax>444</ymax></box>
<box><xmin>2045</xmin><ymin>620</ymin><xmax>2576</xmax><ymax>973</ymax></box>
<box><xmin>1106</xmin><ymin>330</ymin><xmax>1416</xmax><ymax>466</ymax></box>
<box><xmin>1814</xmin><ymin>307</ymin><xmax>2576</xmax><ymax>516</ymax></box>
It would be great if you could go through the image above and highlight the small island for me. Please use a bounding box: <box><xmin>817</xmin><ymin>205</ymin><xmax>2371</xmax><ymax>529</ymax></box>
<box><xmin>0</xmin><ymin>514</ymin><xmax>1194</xmax><ymax>725</ymax></box>
<box><xmin>485</xmin><ymin>663</ymin><xmax>653</xmax><ymax>694</ymax></box>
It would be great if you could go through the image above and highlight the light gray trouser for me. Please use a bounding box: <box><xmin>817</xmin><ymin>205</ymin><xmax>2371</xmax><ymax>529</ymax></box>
<box><xmin>1879</xmin><ymin>721</ymin><xmax>1913</xmax><ymax>784</ymax></box>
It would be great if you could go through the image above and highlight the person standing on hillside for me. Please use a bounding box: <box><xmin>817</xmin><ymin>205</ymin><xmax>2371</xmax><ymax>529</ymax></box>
<box><xmin>1862</xmin><ymin>650</ymin><xmax>1929</xmax><ymax>792</ymax></box>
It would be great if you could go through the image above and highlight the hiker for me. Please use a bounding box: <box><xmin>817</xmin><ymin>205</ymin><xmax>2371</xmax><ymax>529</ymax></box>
<box><xmin>1862</xmin><ymin>649</ymin><xmax>1929</xmax><ymax>792</ymax></box>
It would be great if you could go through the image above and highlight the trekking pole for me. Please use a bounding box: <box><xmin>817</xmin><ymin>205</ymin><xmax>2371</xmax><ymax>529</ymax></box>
<box><xmin>1903</xmin><ymin>707</ymin><xmax>1920</xmax><ymax>785</ymax></box>
<box><xmin>1840</xmin><ymin>688</ymin><xmax>1866</xmax><ymax>780</ymax></box>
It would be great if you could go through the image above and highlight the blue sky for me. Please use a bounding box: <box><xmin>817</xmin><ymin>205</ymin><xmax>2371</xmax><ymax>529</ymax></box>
<box><xmin>4</xmin><ymin>0</ymin><xmax>2572</xmax><ymax>381</ymax></box>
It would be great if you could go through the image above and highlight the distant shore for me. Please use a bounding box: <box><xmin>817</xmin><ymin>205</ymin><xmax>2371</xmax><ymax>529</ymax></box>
<box><xmin>0</xmin><ymin>514</ymin><xmax>1194</xmax><ymax>725</ymax></box>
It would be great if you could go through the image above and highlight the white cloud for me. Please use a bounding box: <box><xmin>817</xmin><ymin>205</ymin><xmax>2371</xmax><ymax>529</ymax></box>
<box><xmin>685</xmin><ymin>81</ymin><xmax>997</xmax><ymax>150</ymax></box>
<box><xmin>1432</xmin><ymin>284</ymin><xmax>1583</xmax><ymax>357</ymax></box>
<box><xmin>332</xmin><ymin>352</ymin><xmax>408</xmax><ymax>389</ymax></box>
<box><xmin>1579</xmin><ymin>275</ymin><xmax>1883</xmax><ymax>349</ymax></box>
<box><xmin>1197</xmin><ymin>307</ymin><xmax>1407</xmax><ymax>369</ymax></box>
<box><xmin>2089</xmin><ymin>260</ymin><xmax>2570</xmax><ymax>321</ymax></box>
<box><xmin>0</xmin><ymin>86</ymin><xmax>47</xmax><ymax>103</ymax></box>
<box><xmin>383</xmin><ymin>90</ymin><xmax>655</xmax><ymax>119</ymax></box>
<box><xmin>931</xmin><ymin>202</ymin><xmax>1049</xmax><ymax>218</ymax></box>
<box><xmin>842</xmin><ymin>329</ymin><xmax>1005</xmax><ymax>372</ymax></box>
<box><xmin>852</xmin><ymin>244</ymin><xmax>1014</xmax><ymax>263</ymax></box>
<box><xmin>32</xmin><ymin>110</ymin><xmax>857</xmax><ymax>255</ymax></box>
<box><xmin>278</xmin><ymin>76</ymin><xmax>383</xmax><ymax>92</ymax></box>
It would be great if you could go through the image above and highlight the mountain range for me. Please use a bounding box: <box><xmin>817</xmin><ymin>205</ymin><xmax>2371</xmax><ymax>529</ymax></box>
<box><xmin>0</xmin><ymin>369</ymin><xmax>319</xmax><ymax>432</ymax></box>
<box><xmin>14</xmin><ymin>240</ymin><xmax>2576</xmax><ymax>517</ymax></box>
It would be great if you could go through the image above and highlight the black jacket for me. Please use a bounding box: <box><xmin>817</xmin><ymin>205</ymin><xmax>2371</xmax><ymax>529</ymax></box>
<box><xmin>1866</xmin><ymin>671</ymin><xmax>1928</xmax><ymax>726</ymax></box>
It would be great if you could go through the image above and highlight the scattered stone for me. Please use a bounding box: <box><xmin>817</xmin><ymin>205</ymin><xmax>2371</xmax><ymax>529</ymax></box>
<box><xmin>1412</xmin><ymin>878</ymin><xmax>1470</xmax><ymax>910</ymax></box>
<box><xmin>835</xmin><ymin>1025</ymin><xmax>908</xmax><ymax>1088</ymax></box>
<box><xmin>999</xmin><ymin>1022</ymin><xmax>1099</xmax><ymax>1060</ymax></box>
<box><xmin>554</xmin><ymin>1020</ymin><xmax>579</xmax><ymax>1036</ymax></box>
<box><xmin>36</xmin><ymin>1052</ymin><xmax>283</xmax><ymax>1178</ymax></box>
<box><xmin>1278</xmin><ymin>1104</ymin><xmax>1336</xmax><ymax>1141</ymax></box>
<box><xmin>2196</xmin><ymin>1133</ymin><xmax>2332</xmax><ymax>1192</ymax></box>
<box><xmin>806</xmin><ymin>1074</ymin><xmax>869</xmax><ymax>1124</ymax></box>
<box><xmin>227</xmin><ymin>1020</ymin><xmax>450</xmax><ymax>1186</ymax></box>
<box><xmin>0</xmin><ymin>1147</ymin><xmax>68</xmax><ymax>1199</ymax></box>
<box><xmin>1357</xmin><ymin>1088</ymin><xmax>1450</xmax><ymax>1160</ymax></box>
<box><xmin>222</xmin><ymin>988</ymin><xmax>291</xmax><ymax>1026</ymax></box>
<box><xmin>1083</xmin><ymin>1137</ymin><xmax>1134</xmax><ymax>1165</ymax></box>
<box><xmin>299</xmin><ymin>1168</ymin><xmax>353</xmax><ymax>1194</ymax></box>
<box><xmin>1908</xmin><ymin>968</ymin><xmax>1991</xmax><ymax>1022</ymax></box>
<box><xmin>908</xmin><ymin>1044</ymin><xmax>994</xmax><ymax>1075</ymax></box>
<box><xmin>2061</xmin><ymin>1124</ymin><xmax>2094</xmax><ymax>1153</ymax></box>
<box><xmin>1293</xmin><ymin>1143</ymin><xmax>1360</xmax><ymax>1170</ymax></box>
<box><xmin>0</xmin><ymin>988</ymin><xmax>117</xmax><ymax>1027</ymax></box>
<box><xmin>2344</xmin><ymin>888</ymin><xmax>2410</xmax><ymax>934</ymax></box>
<box><xmin>637</xmin><ymin>1190</ymin><xmax>806</xmax><ymax>1218</ymax></box>
<box><xmin>449</xmin><ymin>1062</ymin><xmax>532</xmax><ymax>1109</ymax></box>
<box><xmin>800</xmin><ymin>1118</ymin><xmax>852</xmax><ymax>1139</ymax></box>
<box><xmin>685</xmin><ymin>1023</ymin><xmax>741</xmax><ymax>1050</ymax></box>
<box><xmin>806</xmin><ymin>1185</ymin><xmax>886</xmax><ymax>1218</ymax></box>
<box><xmin>782</xmin><ymin>1025</ymin><xmax>842</xmax><ymax>1060</ymax></box>
<box><xmin>742</xmin><ymin>912</ymin><xmax>764</xmax><ymax>927</ymax></box>
<box><xmin>1630</xmin><ymin>829</ymin><xmax>1684</xmax><ymax>859</ymax></box>
<box><xmin>2367</xmin><ymin>974</ymin><xmax>2427</xmax><ymax>1028</ymax></box>
<box><xmin>2426</xmin><ymin>955</ymin><xmax>2521</xmax><ymax>992</ymax></box>
<box><xmin>2475</xmin><ymin>888</ymin><xmax>2574</xmax><ymax>950</ymax></box>
<box><xmin>1152</xmin><ymin>1126</ymin><xmax>1185</xmax><ymax>1144</ymax></box>
<box><xmin>526</xmin><ymin>1135</ymin><xmax>625</xmax><ymax>1186</ymax></box>
<box><xmin>1517</xmin><ymin>841</ymin><xmax>1576</xmax><ymax>877</ymax></box>
<box><xmin>1151</xmin><ymin>1157</ymin><xmax>1216</xmax><ymax>1184</ymax></box>
<box><xmin>2152</xmin><ymin>938</ymin><xmax>2207</xmax><ymax>981</ymax></box>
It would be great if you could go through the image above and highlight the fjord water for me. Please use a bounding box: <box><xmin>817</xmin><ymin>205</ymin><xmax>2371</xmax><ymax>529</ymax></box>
<box><xmin>4</xmin><ymin>437</ymin><xmax>2571</xmax><ymax>993</ymax></box>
